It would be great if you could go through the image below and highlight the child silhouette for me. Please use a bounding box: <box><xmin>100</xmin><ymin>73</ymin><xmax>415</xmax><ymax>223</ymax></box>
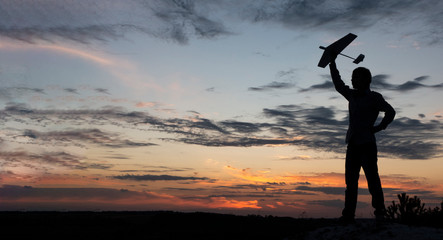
<box><xmin>329</xmin><ymin>53</ymin><xmax>395</xmax><ymax>224</ymax></box>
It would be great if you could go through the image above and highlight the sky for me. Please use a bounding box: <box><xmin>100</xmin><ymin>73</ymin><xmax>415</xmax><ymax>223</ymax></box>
<box><xmin>0</xmin><ymin>0</ymin><xmax>442</xmax><ymax>218</ymax></box>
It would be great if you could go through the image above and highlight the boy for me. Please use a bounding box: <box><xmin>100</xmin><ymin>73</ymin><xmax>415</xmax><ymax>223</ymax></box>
<box><xmin>329</xmin><ymin>53</ymin><xmax>395</xmax><ymax>224</ymax></box>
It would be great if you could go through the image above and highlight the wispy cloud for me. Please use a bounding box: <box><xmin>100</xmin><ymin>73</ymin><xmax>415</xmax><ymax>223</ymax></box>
<box><xmin>0</xmin><ymin>185</ymin><xmax>262</xmax><ymax>211</ymax></box>
<box><xmin>112</xmin><ymin>174</ymin><xmax>212</xmax><ymax>181</ymax></box>
<box><xmin>1</xmin><ymin>100</ymin><xmax>441</xmax><ymax>160</ymax></box>
<box><xmin>0</xmin><ymin>0</ymin><xmax>230</xmax><ymax>45</ymax></box>
<box><xmin>95</xmin><ymin>88</ymin><xmax>110</xmax><ymax>94</ymax></box>
<box><xmin>119</xmin><ymin>165</ymin><xmax>194</xmax><ymax>174</ymax></box>
<box><xmin>294</xmin><ymin>185</ymin><xmax>419</xmax><ymax>196</ymax></box>
<box><xmin>22</xmin><ymin>128</ymin><xmax>157</xmax><ymax>148</ymax></box>
<box><xmin>244</xmin><ymin>0</ymin><xmax>443</xmax><ymax>45</ymax></box>
<box><xmin>0</xmin><ymin>87</ymin><xmax>46</xmax><ymax>101</ymax></box>
<box><xmin>248</xmin><ymin>81</ymin><xmax>295</xmax><ymax>92</ymax></box>
<box><xmin>301</xmin><ymin>75</ymin><xmax>443</xmax><ymax>93</ymax></box>
<box><xmin>1</xmin><ymin>169</ymin><xmax>438</xmax><ymax>213</ymax></box>
<box><xmin>1</xmin><ymin>0</ymin><xmax>442</xmax><ymax>45</ymax></box>
<box><xmin>0</xmin><ymin>151</ymin><xmax>112</xmax><ymax>172</ymax></box>
<box><xmin>64</xmin><ymin>88</ymin><xmax>79</xmax><ymax>94</ymax></box>
<box><xmin>0</xmin><ymin>185</ymin><xmax>147</xmax><ymax>200</ymax></box>
<box><xmin>372</xmin><ymin>75</ymin><xmax>443</xmax><ymax>92</ymax></box>
<box><xmin>299</xmin><ymin>75</ymin><xmax>334</xmax><ymax>92</ymax></box>
<box><xmin>309</xmin><ymin>199</ymin><xmax>368</xmax><ymax>209</ymax></box>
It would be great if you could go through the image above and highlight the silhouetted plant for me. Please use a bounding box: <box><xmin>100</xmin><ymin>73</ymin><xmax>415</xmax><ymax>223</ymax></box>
<box><xmin>386</xmin><ymin>193</ymin><xmax>443</xmax><ymax>228</ymax></box>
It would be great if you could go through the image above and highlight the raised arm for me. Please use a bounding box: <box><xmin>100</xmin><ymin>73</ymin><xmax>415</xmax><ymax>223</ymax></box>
<box><xmin>329</xmin><ymin>57</ymin><xmax>351</xmax><ymax>99</ymax></box>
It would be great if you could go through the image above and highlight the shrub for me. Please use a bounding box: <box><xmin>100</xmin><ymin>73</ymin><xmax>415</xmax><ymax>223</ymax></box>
<box><xmin>386</xmin><ymin>193</ymin><xmax>443</xmax><ymax>228</ymax></box>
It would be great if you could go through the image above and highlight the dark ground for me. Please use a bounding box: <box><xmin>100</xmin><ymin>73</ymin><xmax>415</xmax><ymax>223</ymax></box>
<box><xmin>0</xmin><ymin>211</ymin><xmax>337</xmax><ymax>240</ymax></box>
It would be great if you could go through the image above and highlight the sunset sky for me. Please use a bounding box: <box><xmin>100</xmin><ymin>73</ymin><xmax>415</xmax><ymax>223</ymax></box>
<box><xmin>0</xmin><ymin>0</ymin><xmax>442</xmax><ymax>218</ymax></box>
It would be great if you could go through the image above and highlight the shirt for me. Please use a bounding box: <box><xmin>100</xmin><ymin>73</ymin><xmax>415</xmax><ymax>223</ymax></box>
<box><xmin>330</xmin><ymin>63</ymin><xmax>395</xmax><ymax>145</ymax></box>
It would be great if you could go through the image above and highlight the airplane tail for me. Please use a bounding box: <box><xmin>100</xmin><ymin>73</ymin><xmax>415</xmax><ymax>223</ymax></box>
<box><xmin>353</xmin><ymin>54</ymin><xmax>365</xmax><ymax>64</ymax></box>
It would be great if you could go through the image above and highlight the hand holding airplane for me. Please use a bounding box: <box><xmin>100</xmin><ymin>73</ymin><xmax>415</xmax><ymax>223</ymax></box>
<box><xmin>318</xmin><ymin>33</ymin><xmax>365</xmax><ymax>68</ymax></box>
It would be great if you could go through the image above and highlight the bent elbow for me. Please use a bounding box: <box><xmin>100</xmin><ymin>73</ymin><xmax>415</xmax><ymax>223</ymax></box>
<box><xmin>390</xmin><ymin>107</ymin><xmax>396</xmax><ymax>119</ymax></box>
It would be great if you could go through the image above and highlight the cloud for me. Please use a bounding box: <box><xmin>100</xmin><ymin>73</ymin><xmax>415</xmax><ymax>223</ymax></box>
<box><xmin>263</xmin><ymin>105</ymin><xmax>442</xmax><ymax>159</ymax></box>
<box><xmin>300</xmin><ymin>81</ymin><xmax>334</xmax><ymax>92</ymax></box>
<box><xmin>135</xmin><ymin>101</ymin><xmax>157</xmax><ymax>108</ymax></box>
<box><xmin>0</xmin><ymin>185</ymin><xmax>261</xmax><ymax>211</ymax></box>
<box><xmin>205</xmin><ymin>87</ymin><xmax>215</xmax><ymax>92</ymax></box>
<box><xmin>372</xmin><ymin>75</ymin><xmax>443</xmax><ymax>92</ymax></box>
<box><xmin>215</xmin><ymin>183</ymin><xmax>286</xmax><ymax>192</ymax></box>
<box><xmin>244</xmin><ymin>0</ymin><xmax>443</xmax><ymax>45</ymax></box>
<box><xmin>309</xmin><ymin>199</ymin><xmax>369</xmax><ymax>208</ymax></box>
<box><xmin>249</xmin><ymin>69</ymin><xmax>298</xmax><ymax>92</ymax></box>
<box><xmin>119</xmin><ymin>165</ymin><xmax>195</xmax><ymax>174</ymax></box>
<box><xmin>414</xmin><ymin>76</ymin><xmax>430</xmax><ymax>82</ymax></box>
<box><xmin>0</xmin><ymin>185</ymin><xmax>147</xmax><ymax>200</ymax></box>
<box><xmin>0</xmin><ymin>87</ymin><xmax>46</xmax><ymax>101</ymax></box>
<box><xmin>0</xmin><ymin>151</ymin><xmax>112</xmax><ymax>171</ymax></box>
<box><xmin>276</xmin><ymin>68</ymin><xmax>297</xmax><ymax>78</ymax></box>
<box><xmin>261</xmin><ymin>105</ymin><xmax>347</xmax><ymax>152</ymax></box>
<box><xmin>22</xmin><ymin>128</ymin><xmax>157</xmax><ymax>148</ymax></box>
<box><xmin>2</xmin><ymin>0</ymin><xmax>441</xmax><ymax>46</ymax></box>
<box><xmin>296</xmin><ymin>186</ymin><xmax>347</xmax><ymax>195</ymax></box>
<box><xmin>64</xmin><ymin>88</ymin><xmax>79</xmax><ymax>94</ymax></box>
<box><xmin>0</xmin><ymin>0</ymin><xmax>230</xmax><ymax>44</ymax></box>
<box><xmin>149</xmin><ymin>0</ymin><xmax>231</xmax><ymax>44</ymax></box>
<box><xmin>112</xmin><ymin>174</ymin><xmax>212</xmax><ymax>181</ymax></box>
<box><xmin>302</xmin><ymin>74</ymin><xmax>443</xmax><ymax>93</ymax></box>
<box><xmin>94</xmin><ymin>88</ymin><xmax>110</xmax><ymax>94</ymax></box>
<box><xmin>1</xmin><ymin>102</ymin><xmax>441</xmax><ymax>160</ymax></box>
<box><xmin>1</xmin><ymin>103</ymin><xmax>161</xmax><ymax>129</ymax></box>
<box><xmin>294</xmin><ymin>185</ymin><xmax>420</xmax><ymax>196</ymax></box>
<box><xmin>219</xmin><ymin>120</ymin><xmax>262</xmax><ymax>133</ymax></box>
<box><xmin>377</xmin><ymin>117</ymin><xmax>442</xmax><ymax>159</ymax></box>
<box><xmin>174</xmin><ymin>135</ymin><xmax>303</xmax><ymax>148</ymax></box>
<box><xmin>248</xmin><ymin>81</ymin><xmax>295</xmax><ymax>92</ymax></box>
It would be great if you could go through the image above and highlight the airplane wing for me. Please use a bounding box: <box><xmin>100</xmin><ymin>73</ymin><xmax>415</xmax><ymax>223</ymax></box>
<box><xmin>318</xmin><ymin>33</ymin><xmax>357</xmax><ymax>68</ymax></box>
<box><xmin>317</xmin><ymin>48</ymin><xmax>332</xmax><ymax>68</ymax></box>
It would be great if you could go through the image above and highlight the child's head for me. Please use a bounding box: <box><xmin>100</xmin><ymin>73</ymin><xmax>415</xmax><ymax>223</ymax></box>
<box><xmin>352</xmin><ymin>67</ymin><xmax>372</xmax><ymax>90</ymax></box>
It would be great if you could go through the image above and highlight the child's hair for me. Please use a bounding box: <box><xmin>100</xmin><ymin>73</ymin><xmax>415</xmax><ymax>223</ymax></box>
<box><xmin>352</xmin><ymin>67</ymin><xmax>372</xmax><ymax>89</ymax></box>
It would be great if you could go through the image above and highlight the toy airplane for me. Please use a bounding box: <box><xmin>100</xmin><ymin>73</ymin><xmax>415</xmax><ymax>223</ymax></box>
<box><xmin>318</xmin><ymin>33</ymin><xmax>365</xmax><ymax>68</ymax></box>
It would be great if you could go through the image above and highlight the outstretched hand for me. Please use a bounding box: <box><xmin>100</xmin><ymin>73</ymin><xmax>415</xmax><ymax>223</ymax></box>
<box><xmin>330</xmin><ymin>50</ymin><xmax>338</xmax><ymax>62</ymax></box>
<box><xmin>329</xmin><ymin>50</ymin><xmax>338</xmax><ymax>69</ymax></box>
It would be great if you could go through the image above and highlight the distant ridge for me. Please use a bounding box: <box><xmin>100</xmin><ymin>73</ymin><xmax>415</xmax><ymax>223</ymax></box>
<box><xmin>0</xmin><ymin>211</ymin><xmax>333</xmax><ymax>239</ymax></box>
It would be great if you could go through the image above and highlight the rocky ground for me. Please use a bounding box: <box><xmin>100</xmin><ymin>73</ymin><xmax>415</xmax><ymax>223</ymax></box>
<box><xmin>304</xmin><ymin>219</ymin><xmax>443</xmax><ymax>240</ymax></box>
